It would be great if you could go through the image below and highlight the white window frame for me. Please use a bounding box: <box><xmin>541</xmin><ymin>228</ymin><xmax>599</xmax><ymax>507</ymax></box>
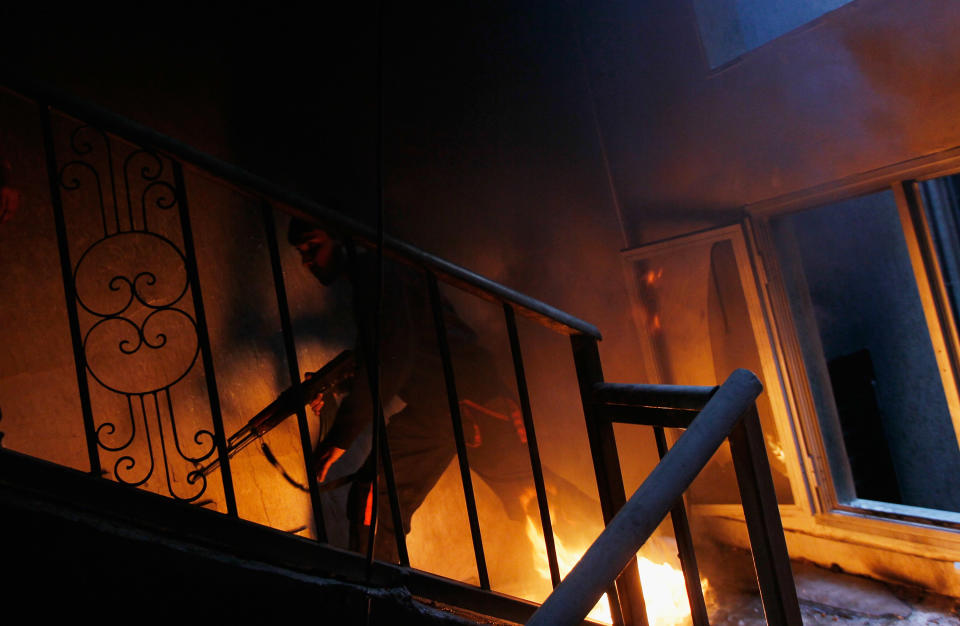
<box><xmin>745</xmin><ymin>151</ymin><xmax>960</xmax><ymax>564</ymax></box>
<box><xmin>620</xmin><ymin>145</ymin><xmax>960</xmax><ymax>591</ymax></box>
<box><xmin>621</xmin><ymin>224</ymin><xmax>816</xmax><ymax>520</ymax></box>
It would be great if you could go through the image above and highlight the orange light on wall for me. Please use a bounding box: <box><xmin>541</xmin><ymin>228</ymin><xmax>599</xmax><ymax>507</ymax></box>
<box><xmin>0</xmin><ymin>158</ymin><xmax>21</xmax><ymax>225</ymax></box>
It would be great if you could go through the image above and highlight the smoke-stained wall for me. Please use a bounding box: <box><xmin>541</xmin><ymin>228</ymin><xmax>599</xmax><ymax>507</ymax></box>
<box><xmin>9</xmin><ymin>0</ymin><xmax>960</xmax><ymax>600</ymax></box>
<box><xmin>8</xmin><ymin>0</ymin><xmax>957</xmax><ymax>406</ymax></box>
<box><xmin>0</xmin><ymin>1</ymin><xmax>657</xmax><ymax>596</ymax></box>
<box><xmin>578</xmin><ymin>0</ymin><xmax>960</xmax><ymax>242</ymax></box>
<box><xmin>376</xmin><ymin>3</ymin><xmax>654</xmax><ymax>501</ymax></box>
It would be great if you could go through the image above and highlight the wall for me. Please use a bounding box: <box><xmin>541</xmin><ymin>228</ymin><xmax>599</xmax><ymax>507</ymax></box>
<box><xmin>573</xmin><ymin>0</ymin><xmax>960</xmax><ymax>593</ymax></box>
<box><xmin>8</xmin><ymin>0</ymin><xmax>960</xmax><ymax>601</ymax></box>
<box><xmin>579</xmin><ymin>0</ymin><xmax>960</xmax><ymax>243</ymax></box>
<box><xmin>376</xmin><ymin>3</ymin><xmax>654</xmax><ymax>502</ymax></box>
<box><xmin>0</xmin><ymin>1</ymin><xmax>658</xmax><ymax>599</ymax></box>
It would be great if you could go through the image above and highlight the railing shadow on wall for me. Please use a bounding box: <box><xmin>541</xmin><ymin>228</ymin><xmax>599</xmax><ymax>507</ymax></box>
<box><xmin>0</xmin><ymin>68</ymin><xmax>800</xmax><ymax>626</ymax></box>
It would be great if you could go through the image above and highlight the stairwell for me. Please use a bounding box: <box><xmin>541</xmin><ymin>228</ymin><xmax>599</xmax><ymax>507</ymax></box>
<box><xmin>1</xmin><ymin>69</ymin><xmax>805</xmax><ymax>626</ymax></box>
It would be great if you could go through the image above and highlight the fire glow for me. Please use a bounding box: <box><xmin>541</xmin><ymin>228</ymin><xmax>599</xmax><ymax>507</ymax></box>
<box><xmin>524</xmin><ymin>517</ymin><xmax>708</xmax><ymax>625</ymax></box>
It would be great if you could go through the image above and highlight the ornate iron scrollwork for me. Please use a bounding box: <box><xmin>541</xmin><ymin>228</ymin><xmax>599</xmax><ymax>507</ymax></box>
<box><xmin>59</xmin><ymin>126</ymin><xmax>215</xmax><ymax>502</ymax></box>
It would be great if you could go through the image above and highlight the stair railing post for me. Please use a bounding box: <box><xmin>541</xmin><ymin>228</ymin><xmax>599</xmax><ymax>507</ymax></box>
<box><xmin>428</xmin><ymin>272</ymin><xmax>490</xmax><ymax>589</ymax></box>
<box><xmin>570</xmin><ymin>334</ymin><xmax>647</xmax><ymax>626</ymax></box>
<box><xmin>171</xmin><ymin>160</ymin><xmax>239</xmax><ymax>517</ymax></box>
<box><xmin>343</xmin><ymin>238</ymin><xmax>409</xmax><ymax>566</ymax></box>
<box><xmin>261</xmin><ymin>203</ymin><xmax>327</xmax><ymax>541</ymax></box>
<box><xmin>504</xmin><ymin>303</ymin><xmax>561</xmax><ymax>587</ymax></box>
<box><xmin>728</xmin><ymin>404</ymin><xmax>802</xmax><ymax>626</ymax></box>
<box><xmin>653</xmin><ymin>426</ymin><xmax>710</xmax><ymax>626</ymax></box>
<box><xmin>38</xmin><ymin>103</ymin><xmax>102</xmax><ymax>477</ymax></box>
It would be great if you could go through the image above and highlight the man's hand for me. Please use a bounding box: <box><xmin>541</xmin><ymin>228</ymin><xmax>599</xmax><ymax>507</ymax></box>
<box><xmin>304</xmin><ymin>371</ymin><xmax>325</xmax><ymax>417</ymax></box>
<box><xmin>308</xmin><ymin>393</ymin><xmax>325</xmax><ymax>417</ymax></box>
<box><xmin>313</xmin><ymin>444</ymin><xmax>346</xmax><ymax>483</ymax></box>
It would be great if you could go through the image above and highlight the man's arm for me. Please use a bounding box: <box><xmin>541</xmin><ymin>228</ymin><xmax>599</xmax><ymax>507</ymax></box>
<box><xmin>311</xmin><ymin>361</ymin><xmax>374</xmax><ymax>479</ymax></box>
<box><xmin>314</xmin><ymin>445</ymin><xmax>346</xmax><ymax>482</ymax></box>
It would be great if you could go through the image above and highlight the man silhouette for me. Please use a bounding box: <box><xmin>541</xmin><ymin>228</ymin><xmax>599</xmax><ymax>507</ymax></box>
<box><xmin>289</xmin><ymin>218</ymin><xmax>534</xmax><ymax>562</ymax></box>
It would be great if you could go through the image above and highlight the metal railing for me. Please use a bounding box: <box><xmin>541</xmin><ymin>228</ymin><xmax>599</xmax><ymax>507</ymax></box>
<box><xmin>534</xmin><ymin>366</ymin><xmax>802</xmax><ymax>626</ymax></box>
<box><xmin>0</xmin><ymin>67</ymin><xmax>599</xmax><ymax>621</ymax></box>
<box><xmin>1</xmin><ymin>67</ymin><xmax>800</xmax><ymax>625</ymax></box>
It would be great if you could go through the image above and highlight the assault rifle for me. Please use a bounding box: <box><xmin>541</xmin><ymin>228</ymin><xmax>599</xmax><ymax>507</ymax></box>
<box><xmin>192</xmin><ymin>349</ymin><xmax>355</xmax><ymax>479</ymax></box>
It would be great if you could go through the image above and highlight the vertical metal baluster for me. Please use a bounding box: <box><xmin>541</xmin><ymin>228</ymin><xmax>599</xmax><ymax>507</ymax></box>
<box><xmin>39</xmin><ymin>103</ymin><xmax>101</xmax><ymax>476</ymax></box>
<box><xmin>503</xmin><ymin>303</ymin><xmax>561</xmax><ymax>587</ymax></box>
<box><xmin>376</xmin><ymin>415</ymin><xmax>409</xmax><ymax>565</ymax></box>
<box><xmin>171</xmin><ymin>160</ymin><xmax>237</xmax><ymax>517</ymax></box>
<box><xmin>427</xmin><ymin>272</ymin><xmax>490</xmax><ymax>590</ymax></box>
<box><xmin>570</xmin><ymin>333</ymin><xmax>646</xmax><ymax>626</ymax></box>
<box><xmin>653</xmin><ymin>426</ymin><xmax>710</xmax><ymax>626</ymax></box>
<box><xmin>729</xmin><ymin>405</ymin><xmax>802</xmax><ymax>626</ymax></box>
<box><xmin>343</xmin><ymin>239</ymin><xmax>409</xmax><ymax>566</ymax></box>
<box><xmin>261</xmin><ymin>202</ymin><xmax>327</xmax><ymax>542</ymax></box>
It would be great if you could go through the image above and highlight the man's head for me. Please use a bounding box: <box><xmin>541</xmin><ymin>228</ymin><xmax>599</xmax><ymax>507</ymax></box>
<box><xmin>288</xmin><ymin>218</ymin><xmax>345</xmax><ymax>285</ymax></box>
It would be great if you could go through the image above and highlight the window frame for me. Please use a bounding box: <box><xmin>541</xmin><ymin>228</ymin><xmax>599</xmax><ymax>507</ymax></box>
<box><xmin>745</xmin><ymin>159</ymin><xmax>960</xmax><ymax>559</ymax></box>
<box><xmin>618</xmin><ymin>145</ymin><xmax>960</xmax><ymax>568</ymax></box>
<box><xmin>620</xmin><ymin>223</ymin><xmax>817</xmax><ymax>520</ymax></box>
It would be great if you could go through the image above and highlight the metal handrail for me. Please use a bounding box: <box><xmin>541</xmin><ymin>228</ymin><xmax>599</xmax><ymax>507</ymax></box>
<box><xmin>528</xmin><ymin>369</ymin><xmax>791</xmax><ymax>626</ymax></box>
<box><xmin>0</xmin><ymin>65</ymin><xmax>600</xmax><ymax>340</ymax></box>
<box><xmin>1</xmin><ymin>65</ymin><xmax>798</xmax><ymax>626</ymax></box>
<box><xmin>1</xmin><ymin>65</ymin><xmax>604</xmax><ymax>622</ymax></box>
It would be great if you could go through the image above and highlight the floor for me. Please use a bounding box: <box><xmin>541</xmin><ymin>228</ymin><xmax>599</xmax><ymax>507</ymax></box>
<box><xmin>710</xmin><ymin>557</ymin><xmax>960</xmax><ymax>625</ymax></box>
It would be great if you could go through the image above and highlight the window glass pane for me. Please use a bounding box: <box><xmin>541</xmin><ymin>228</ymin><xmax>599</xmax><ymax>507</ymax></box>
<box><xmin>770</xmin><ymin>191</ymin><xmax>960</xmax><ymax>513</ymax></box>
<box><xmin>629</xmin><ymin>232</ymin><xmax>794</xmax><ymax>505</ymax></box>
<box><xmin>693</xmin><ymin>0</ymin><xmax>854</xmax><ymax>68</ymax></box>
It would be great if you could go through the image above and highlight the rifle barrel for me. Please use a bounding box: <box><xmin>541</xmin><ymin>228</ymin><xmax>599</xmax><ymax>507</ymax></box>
<box><xmin>190</xmin><ymin>350</ymin><xmax>355</xmax><ymax>480</ymax></box>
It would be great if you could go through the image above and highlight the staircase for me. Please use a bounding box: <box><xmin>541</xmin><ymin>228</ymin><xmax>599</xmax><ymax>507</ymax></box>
<box><xmin>0</xmin><ymin>68</ymin><xmax>800</xmax><ymax>625</ymax></box>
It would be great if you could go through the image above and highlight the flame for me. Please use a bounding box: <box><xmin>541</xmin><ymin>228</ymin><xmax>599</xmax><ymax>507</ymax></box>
<box><xmin>643</xmin><ymin>268</ymin><xmax>664</xmax><ymax>286</ymax></box>
<box><xmin>765</xmin><ymin>434</ymin><xmax>786</xmax><ymax>464</ymax></box>
<box><xmin>524</xmin><ymin>517</ymin><xmax>708</xmax><ymax>625</ymax></box>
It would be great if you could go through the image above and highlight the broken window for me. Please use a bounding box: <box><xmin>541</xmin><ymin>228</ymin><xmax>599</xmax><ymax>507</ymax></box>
<box><xmin>622</xmin><ymin>180</ymin><xmax>960</xmax><ymax>541</ymax></box>
<box><xmin>768</xmin><ymin>191</ymin><xmax>960</xmax><ymax>515</ymax></box>
<box><xmin>622</xmin><ymin>226</ymin><xmax>804</xmax><ymax>518</ymax></box>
